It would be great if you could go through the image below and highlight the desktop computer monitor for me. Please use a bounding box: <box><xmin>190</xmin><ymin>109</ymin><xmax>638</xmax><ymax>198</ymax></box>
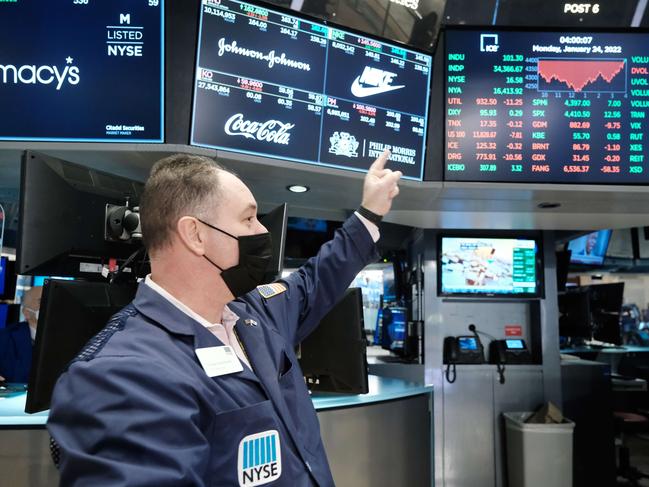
<box><xmin>555</xmin><ymin>250</ymin><xmax>571</xmax><ymax>292</ymax></box>
<box><xmin>568</xmin><ymin>230</ymin><xmax>612</xmax><ymax>266</ymax></box>
<box><xmin>590</xmin><ymin>282</ymin><xmax>624</xmax><ymax>345</ymax></box>
<box><xmin>299</xmin><ymin>288</ymin><xmax>368</xmax><ymax>394</ymax></box>
<box><xmin>380</xmin><ymin>306</ymin><xmax>407</xmax><ymax>352</ymax></box>
<box><xmin>25</xmin><ymin>279</ymin><xmax>137</xmax><ymax>413</ymax></box>
<box><xmin>18</xmin><ymin>151</ymin><xmax>144</xmax><ymax>277</ymax></box>
<box><xmin>0</xmin><ymin>257</ymin><xmax>17</xmax><ymax>301</ymax></box>
<box><xmin>259</xmin><ymin>203</ymin><xmax>288</xmax><ymax>283</ymax></box>
<box><xmin>559</xmin><ymin>288</ymin><xmax>592</xmax><ymax>340</ymax></box>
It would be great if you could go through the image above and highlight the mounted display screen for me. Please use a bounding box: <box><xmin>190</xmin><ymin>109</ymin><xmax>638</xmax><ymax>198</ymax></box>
<box><xmin>0</xmin><ymin>0</ymin><xmax>164</xmax><ymax>142</ymax></box>
<box><xmin>191</xmin><ymin>0</ymin><xmax>432</xmax><ymax>180</ymax></box>
<box><xmin>568</xmin><ymin>229</ymin><xmax>612</xmax><ymax>265</ymax></box>
<box><xmin>438</xmin><ymin>236</ymin><xmax>543</xmax><ymax>297</ymax></box>
<box><xmin>445</xmin><ymin>29</ymin><xmax>649</xmax><ymax>183</ymax></box>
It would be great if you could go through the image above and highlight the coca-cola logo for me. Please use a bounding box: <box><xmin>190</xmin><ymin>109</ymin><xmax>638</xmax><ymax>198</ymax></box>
<box><xmin>224</xmin><ymin>114</ymin><xmax>295</xmax><ymax>145</ymax></box>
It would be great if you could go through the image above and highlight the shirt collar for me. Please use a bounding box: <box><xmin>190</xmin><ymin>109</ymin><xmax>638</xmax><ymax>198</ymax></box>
<box><xmin>144</xmin><ymin>275</ymin><xmax>238</xmax><ymax>330</ymax></box>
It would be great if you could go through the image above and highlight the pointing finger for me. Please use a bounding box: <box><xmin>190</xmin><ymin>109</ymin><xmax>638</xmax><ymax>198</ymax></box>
<box><xmin>368</xmin><ymin>149</ymin><xmax>391</xmax><ymax>174</ymax></box>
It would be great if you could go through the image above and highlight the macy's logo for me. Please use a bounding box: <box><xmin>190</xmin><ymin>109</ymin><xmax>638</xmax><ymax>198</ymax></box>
<box><xmin>0</xmin><ymin>57</ymin><xmax>80</xmax><ymax>90</ymax></box>
<box><xmin>224</xmin><ymin>114</ymin><xmax>294</xmax><ymax>145</ymax></box>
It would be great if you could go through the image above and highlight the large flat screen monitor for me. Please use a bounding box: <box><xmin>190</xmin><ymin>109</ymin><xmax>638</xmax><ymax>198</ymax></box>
<box><xmin>190</xmin><ymin>0</ymin><xmax>432</xmax><ymax>180</ymax></box>
<box><xmin>18</xmin><ymin>152</ymin><xmax>145</xmax><ymax>277</ymax></box>
<box><xmin>445</xmin><ymin>28</ymin><xmax>649</xmax><ymax>184</ymax></box>
<box><xmin>590</xmin><ymin>282</ymin><xmax>624</xmax><ymax>345</ymax></box>
<box><xmin>568</xmin><ymin>230</ymin><xmax>612</xmax><ymax>265</ymax></box>
<box><xmin>0</xmin><ymin>0</ymin><xmax>164</xmax><ymax>142</ymax></box>
<box><xmin>26</xmin><ymin>279</ymin><xmax>137</xmax><ymax>413</ymax></box>
<box><xmin>438</xmin><ymin>236</ymin><xmax>543</xmax><ymax>298</ymax></box>
<box><xmin>299</xmin><ymin>287</ymin><xmax>368</xmax><ymax>394</ymax></box>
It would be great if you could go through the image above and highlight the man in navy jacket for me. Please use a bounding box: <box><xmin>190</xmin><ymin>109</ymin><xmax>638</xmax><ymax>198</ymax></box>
<box><xmin>0</xmin><ymin>286</ymin><xmax>42</xmax><ymax>383</ymax></box>
<box><xmin>48</xmin><ymin>151</ymin><xmax>401</xmax><ymax>486</ymax></box>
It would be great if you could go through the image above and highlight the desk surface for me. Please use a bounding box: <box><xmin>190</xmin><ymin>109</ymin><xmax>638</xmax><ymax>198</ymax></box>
<box><xmin>562</xmin><ymin>346</ymin><xmax>649</xmax><ymax>354</ymax></box>
<box><xmin>0</xmin><ymin>375</ymin><xmax>433</xmax><ymax>428</ymax></box>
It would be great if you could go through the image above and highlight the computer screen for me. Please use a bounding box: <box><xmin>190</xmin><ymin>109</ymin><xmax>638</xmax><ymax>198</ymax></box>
<box><xmin>568</xmin><ymin>230</ymin><xmax>612</xmax><ymax>265</ymax></box>
<box><xmin>0</xmin><ymin>0</ymin><xmax>164</xmax><ymax>142</ymax></box>
<box><xmin>559</xmin><ymin>282</ymin><xmax>625</xmax><ymax>344</ymax></box>
<box><xmin>555</xmin><ymin>249</ymin><xmax>572</xmax><ymax>292</ymax></box>
<box><xmin>445</xmin><ymin>28</ymin><xmax>649</xmax><ymax>184</ymax></box>
<box><xmin>286</xmin><ymin>218</ymin><xmax>327</xmax><ymax>233</ymax></box>
<box><xmin>459</xmin><ymin>336</ymin><xmax>479</xmax><ymax>351</ymax></box>
<box><xmin>0</xmin><ymin>257</ymin><xmax>6</xmax><ymax>296</ymax></box>
<box><xmin>32</xmin><ymin>276</ymin><xmax>75</xmax><ymax>287</ymax></box>
<box><xmin>589</xmin><ymin>282</ymin><xmax>624</xmax><ymax>345</ymax></box>
<box><xmin>190</xmin><ymin>0</ymin><xmax>432</xmax><ymax>180</ymax></box>
<box><xmin>438</xmin><ymin>236</ymin><xmax>543</xmax><ymax>297</ymax></box>
<box><xmin>380</xmin><ymin>306</ymin><xmax>407</xmax><ymax>353</ymax></box>
<box><xmin>607</xmin><ymin>229</ymin><xmax>635</xmax><ymax>259</ymax></box>
<box><xmin>18</xmin><ymin>152</ymin><xmax>145</xmax><ymax>277</ymax></box>
<box><xmin>26</xmin><ymin>279</ymin><xmax>137</xmax><ymax>413</ymax></box>
<box><xmin>505</xmin><ymin>339</ymin><xmax>525</xmax><ymax>350</ymax></box>
<box><xmin>299</xmin><ymin>288</ymin><xmax>368</xmax><ymax>394</ymax></box>
<box><xmin>259</xmin><ymin>203</ymin><xmax>288</xmax><ymax>283</ymax></box>
<box><xmin>0</xmin><ymin>304</ymin><xmax>8</xmax><ymax>329</ymax></box>
<box><xmin>559</xmin><ymin>288</ymin><xmax>592</xmax><ymax>339</ymax></box>
<box><xmin>0</xmin><ymin>258</ymin><xmax>16</xmax><ymax>301</ymax></box>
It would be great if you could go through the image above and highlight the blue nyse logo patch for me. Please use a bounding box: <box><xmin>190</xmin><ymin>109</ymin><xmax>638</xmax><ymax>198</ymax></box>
<box><xmin>238</xmin><ymin>430</ymin><xmax>282</xmax><ymax>486</ymax></box>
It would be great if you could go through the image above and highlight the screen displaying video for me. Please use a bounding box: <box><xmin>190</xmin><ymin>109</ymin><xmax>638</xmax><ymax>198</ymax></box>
<box><xmin>439</xmin><ymin>237</ymin><xmax>540</xmax><ymax>297</ymax></box>
<box><xmin>568</xmin><ymin>229</ymin><xmax>612</xmax><ymax>265</ymax></box>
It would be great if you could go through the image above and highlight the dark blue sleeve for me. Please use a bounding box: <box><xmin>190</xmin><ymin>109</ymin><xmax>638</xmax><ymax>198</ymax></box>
<box><xmin>277</xmin><ymin>214</ymin><xmax>379</xmax><ymax>345</ymax></box>
<box><xmin>47</xmin><ymin>356</ymin><xmax>210</xmax><ymax>487</ymax></box>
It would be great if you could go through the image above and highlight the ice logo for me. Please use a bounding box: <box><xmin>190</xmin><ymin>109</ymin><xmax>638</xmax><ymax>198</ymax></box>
<box><xmin>329</xmin><ymin>132</ymin><xmax>359</xmax><ymax>158</ymax></box>
<box><xmin>0</xmin><ymin>57</ymin><xmax>80</xmax><ymax>90</ymax></box>
<box><xmin>480</xmin><ymin>34</ymin><xmax>499</xmax><ymax>53</ymax></box>
<box><xmin>224</xmin><ymin>114</ymin><xmax>295</xmax><ymax>145</ymax></box>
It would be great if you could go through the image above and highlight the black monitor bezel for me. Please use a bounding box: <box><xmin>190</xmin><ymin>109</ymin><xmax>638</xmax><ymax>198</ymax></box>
<box><xmin>437</xmin><ymin>232</ymin><xmax>545</xmax><ymax>299</ymax></box>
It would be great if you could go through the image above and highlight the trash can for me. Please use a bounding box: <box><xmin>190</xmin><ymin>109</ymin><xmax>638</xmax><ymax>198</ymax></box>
<box><xmin>504</xmin><ymin>412</ymin><xmax>575</xmax><ymax>487</ymax></box>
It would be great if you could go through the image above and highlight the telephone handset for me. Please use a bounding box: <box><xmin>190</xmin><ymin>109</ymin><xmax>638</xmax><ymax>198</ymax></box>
<box><xmin>489</xmin><ymin>339</ymin><xmax>532</xmax><ymax>384</ymax></box>
<box><xmin>443</xmin><ymin>335</ymin><xmax>485</xmax><ymax>383</ymax></box>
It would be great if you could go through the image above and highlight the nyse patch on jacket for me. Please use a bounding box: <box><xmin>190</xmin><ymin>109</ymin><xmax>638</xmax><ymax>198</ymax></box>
<box><xmin>238</xmin><ymin>430</ymin><xmax>282</xmax><ymax>486</ymax></box>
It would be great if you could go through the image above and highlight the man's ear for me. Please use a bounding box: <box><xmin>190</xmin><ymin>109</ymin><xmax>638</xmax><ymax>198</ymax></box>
<box><xmin>176</xmin><ymin>217</ymin><xmax>206</xmax><ymax>256</ymax></box>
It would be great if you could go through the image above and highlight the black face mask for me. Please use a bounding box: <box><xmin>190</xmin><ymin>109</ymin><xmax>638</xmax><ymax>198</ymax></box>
<box><xmin>197</xmin><ymin>218</ymin><xmax>273</xmax><ymax>298</ymax></box>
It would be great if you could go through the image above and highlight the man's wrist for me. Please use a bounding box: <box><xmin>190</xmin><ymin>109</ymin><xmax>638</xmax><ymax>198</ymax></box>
<box><xmin>357</xmin><ymin>205</ymin><xmax>383</xmax><ymax>226</ymax></box>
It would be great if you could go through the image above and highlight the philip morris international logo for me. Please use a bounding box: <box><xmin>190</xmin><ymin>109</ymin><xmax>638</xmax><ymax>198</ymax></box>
<box><xmin>237</xmin><ymin>430</ymin><xmax>282</xmax><ymax>486</ymax></box>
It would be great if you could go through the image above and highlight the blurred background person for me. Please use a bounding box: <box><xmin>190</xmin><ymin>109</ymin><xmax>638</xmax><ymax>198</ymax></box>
<box><xmin>0</xmin><ymin>286</ymin><xmax>42</xmax><ymax>383</ymax></box>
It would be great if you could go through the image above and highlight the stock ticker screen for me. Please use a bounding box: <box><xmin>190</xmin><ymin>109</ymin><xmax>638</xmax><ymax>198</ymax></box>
<box><xmin>445</xmin><ymin>29</ymin><xmax>649</xmax><ymax>183</ymax></box>
<box><xmin>0</xmin><ymin>0</ymin><xmax>163</xmax><ymax>143</ymax></box>
<box><xmin>190</xmin><ymin>0</ymin><xmax>432</xmax><ymax>180</ymax></box>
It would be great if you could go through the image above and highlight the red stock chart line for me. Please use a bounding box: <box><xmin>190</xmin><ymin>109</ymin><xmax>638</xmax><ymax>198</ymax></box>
<box><xmin>537</xmin><ymin>59</ymin><xmax>627</xmax><ymax>93</ymax></box>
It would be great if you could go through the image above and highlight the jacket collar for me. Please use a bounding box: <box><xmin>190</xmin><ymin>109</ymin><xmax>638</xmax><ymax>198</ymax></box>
<box><xmin>132</xmin><ymin>282</ymin><xmax>207</xmax><ymax>337</ymax></box>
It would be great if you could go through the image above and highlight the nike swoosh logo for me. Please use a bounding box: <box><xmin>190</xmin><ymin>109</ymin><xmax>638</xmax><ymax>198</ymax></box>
<box><xmin>350</xmin><ymin>77</ymin><xmax>405</xmax><ymax>98</ymax></box>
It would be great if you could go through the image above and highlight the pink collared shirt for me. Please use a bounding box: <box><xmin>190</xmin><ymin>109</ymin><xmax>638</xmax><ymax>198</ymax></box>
<box><xmin>144</xmin><ymin>275</ymin><xmax>252</xmax><ymax>370</ymax></box>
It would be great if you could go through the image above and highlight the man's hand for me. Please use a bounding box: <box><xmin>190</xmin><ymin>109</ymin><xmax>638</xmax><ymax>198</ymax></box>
<box><xmin>361</xmin><ymin>150</ymin><xmax>402</xmax><ymax>216</ymax></box>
